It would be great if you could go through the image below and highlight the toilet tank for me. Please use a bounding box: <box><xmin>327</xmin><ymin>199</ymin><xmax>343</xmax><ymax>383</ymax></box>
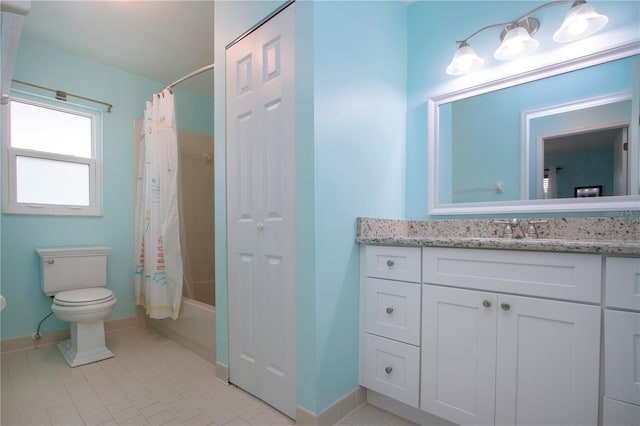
<box><xmin>36</xmin><ymin>247</ymin><xmax>112</xmax><ymax>296</ymax></box>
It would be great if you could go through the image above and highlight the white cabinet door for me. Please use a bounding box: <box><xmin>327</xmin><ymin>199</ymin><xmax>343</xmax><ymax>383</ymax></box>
<box><xmin>495</xmin><ymin>295</ymin><xmax>601</xmax><ymax>426</ymax></box>
<box><xmin>605</xmin><ymin>310</ymin><xmax>640</xmax><ymax>405</ymax></box>
<box><xmin>421</xmin><ymin>285</ymin><xmax>497</xmax><ymax>426</ymax></box>
<box><xmin>226</xmin><ymin>3</ymin><xmax>296</xmax><ymax>418</ymax></box>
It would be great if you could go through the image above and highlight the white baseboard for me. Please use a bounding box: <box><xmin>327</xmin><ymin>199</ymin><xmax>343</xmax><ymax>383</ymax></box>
<box><xmin>0</xmin><ymin>316</ymin><xmax>138</xmax><ymax>354</ymax></box>
<box><xmin>215</xmin><ymin>361</ymin><xmax>229</xmax><ymax>384</ymax></box>
<box><xmin>296</xmin><ymin>386</ymin><xmax>366</xmax><ymax>425</ymax></box>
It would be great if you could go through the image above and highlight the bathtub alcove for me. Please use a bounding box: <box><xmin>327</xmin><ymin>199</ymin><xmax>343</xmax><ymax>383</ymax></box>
<box><xmin>135</xmin><ymin>122</ymin><xmax>216</xmax><ymax>364</ymax></box>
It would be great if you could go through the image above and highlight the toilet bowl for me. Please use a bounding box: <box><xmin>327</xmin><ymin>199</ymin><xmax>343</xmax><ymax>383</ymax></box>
<box><xmin>52</xmin><ymin>288</ymin><xmax>117</xmax><ymax>367</ymax></box>
<box><xmin>37</xmin><ymin>247</ymin><xmax>116</xmax><ymax>367</ymax></box>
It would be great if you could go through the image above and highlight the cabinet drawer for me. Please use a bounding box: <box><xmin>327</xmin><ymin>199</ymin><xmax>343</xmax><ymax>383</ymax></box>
<box><xmin>365</xmin><ymin>246</ymin><xmax>421</xmax><ymax>283</ymax></box>
<box><xmin>603</xmin><ymin>397</ymin><xmax>640</xmax><ymax>426</ymax></box>
<box><xmin>605</xmin><ymin>310</ymin><xmax>640</xmax><ymax>405</ymax></box>
<box><xmin>364</xmin><ymin>333</ymin><xmax>419</xmax><ymax>408</ymax></box>
<box><xmin>423</xmin><ymin>247</ymin><xmax>601</xmax><ymax>303</ymax></box>
<box><xmin>606</xmin><ymin>257</ymin><xmax>640</xmax><ymax>311</ymax></box>
<box><xmin>365</xmin><ymin>278</ymin><xmax>421</xmax><ymax>345</ymax></box>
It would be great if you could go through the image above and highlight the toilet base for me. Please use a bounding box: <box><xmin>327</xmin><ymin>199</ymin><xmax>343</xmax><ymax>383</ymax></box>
<box><xmin>57</xmin><ymin>321</ymin><xmax>114</xmax><ymax>367</ymax></box>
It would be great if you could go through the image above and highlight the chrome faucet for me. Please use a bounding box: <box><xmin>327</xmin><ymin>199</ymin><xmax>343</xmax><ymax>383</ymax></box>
<box><xmin>493</xmin><ymin>219</ymin><xmax>547</xmax><ymax>239</ymax></box>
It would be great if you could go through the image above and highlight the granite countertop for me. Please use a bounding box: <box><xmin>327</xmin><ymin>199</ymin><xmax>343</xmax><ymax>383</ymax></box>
<box><xmin>356</xmin><ymin>217</ymin><xmax>640</xmax><ymax>255</ymax></box>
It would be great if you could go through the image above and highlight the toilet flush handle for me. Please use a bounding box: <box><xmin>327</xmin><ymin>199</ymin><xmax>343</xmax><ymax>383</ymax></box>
<box><xmin>47</xmin><ymin>259</ymin><xmax>55</xmax><ymax>264</ymax></box>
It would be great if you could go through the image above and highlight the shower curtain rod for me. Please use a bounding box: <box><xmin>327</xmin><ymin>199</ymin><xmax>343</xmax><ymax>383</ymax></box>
<box><xmin>165</xmin><ymin>63</ymin><xmax>214</xmax><ymax>92</ymax></box>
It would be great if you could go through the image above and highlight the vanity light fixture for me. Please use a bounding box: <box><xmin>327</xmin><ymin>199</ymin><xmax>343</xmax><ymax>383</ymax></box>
<box><xmin>446</xmin><ymin>0</ymin><xmax>609</xmax><ymax>75</ymax></box>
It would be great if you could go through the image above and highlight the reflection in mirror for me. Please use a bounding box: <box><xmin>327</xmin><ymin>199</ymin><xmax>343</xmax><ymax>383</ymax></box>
<box><xmin>541</xmin><ymin>123</ymin><xmax>628</xmax><ymax>200</ymax></box>
<box><xmin>429</xmin><ymin>45</ymin><xmax>640</xmax><ymax>215</ymax></box>
<box><xmin>527</xmin><ymin>93</ymin><xmax>631</xmax><ymax>200</ymax></box>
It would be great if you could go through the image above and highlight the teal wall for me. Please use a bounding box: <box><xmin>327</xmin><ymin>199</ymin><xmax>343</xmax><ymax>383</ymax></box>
<box><xmin>0</xmin><ymin>39</ymin><xmax>212</xmax><ymax>340</ymax></box>
<box><xmin>214</xmin><ymin>0</ymin><xmax>406</xmax><ymax>415</ymax></box>
<box><xmin>406</xmin><ymin>0</ymin><xmax>640</xmax><ymax>218</ymax></box>
<box><xmin>312</xmin><ymin>1</ymin><xmax>407</xmax><ymax>412</ymax></box>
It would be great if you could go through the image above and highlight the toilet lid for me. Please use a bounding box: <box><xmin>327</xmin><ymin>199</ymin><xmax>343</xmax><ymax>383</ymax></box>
<box><xmin>54</xmin><ymin>288</ymin><xmax>115</xmax><ymax>306</ymax></box>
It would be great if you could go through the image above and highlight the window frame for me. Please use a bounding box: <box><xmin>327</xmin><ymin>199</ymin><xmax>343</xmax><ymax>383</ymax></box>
<box><xmin>2</xmin><ymin>92</ymin><xmax>103</xmax><ymax>216</ymax></box>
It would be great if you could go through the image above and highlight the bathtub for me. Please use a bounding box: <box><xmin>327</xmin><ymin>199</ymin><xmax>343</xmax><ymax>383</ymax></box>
<box><xmin>146</xmin><ymin>297</ymin><xmax>216</xmax><ymax>364</ymax></box>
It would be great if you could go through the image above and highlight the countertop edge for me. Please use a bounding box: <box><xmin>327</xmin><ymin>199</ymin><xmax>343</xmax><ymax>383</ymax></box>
<box><xmin>355</xmin><ymin>237</ymin><xmax>640</xmax><ymax>255</ymax></box>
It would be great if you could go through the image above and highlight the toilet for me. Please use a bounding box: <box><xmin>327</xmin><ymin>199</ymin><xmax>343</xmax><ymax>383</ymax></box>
<box><xmin>37</xmin><ymin>247</ymin><xmax>117</xmax><ymax>367</ymax></box>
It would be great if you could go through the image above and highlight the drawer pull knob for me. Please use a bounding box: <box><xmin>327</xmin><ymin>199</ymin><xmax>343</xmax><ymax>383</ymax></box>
<box><xmin>385</xmin><ymin>366</ymin><xmax>393</xmax><ymax>374</ymax></box>
<box><xmin>386</xmin><ymin>260</ymin><xmax>394</xmax><ymax>268</ymax></box>
<box><xmin>482</xmin><ymin>300</ymin><xmax>492</xmax><ymax>308</ymax></box>
<box><xmin>386</xmin><ymin>307</ymin><xmax>394</xmax><ymax>315</ymax></box>
<box><xmin>501</xmin><ymin>302</ymin><xmax>511</xmax><ymax>311</ymax></box>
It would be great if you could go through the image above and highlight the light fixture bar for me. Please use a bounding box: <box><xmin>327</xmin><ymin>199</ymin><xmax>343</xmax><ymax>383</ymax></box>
<box><xmin>455</xmin><ymin>0</ymin><xmax>571</xmax><ymax>45</ymax></box>
<box><xmin>446</xmin><ymin>0</ymin><xmax>609</xmax><ymax>76</ymax></box>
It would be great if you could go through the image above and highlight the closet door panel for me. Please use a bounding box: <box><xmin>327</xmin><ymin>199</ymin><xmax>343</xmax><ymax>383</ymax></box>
<box><xmin>227</xmin><ymin>3</ymin><xmax>296</xmax><ymax>419</ymax></box>
<box><xmin>227</xmin><ymin>30</ymin><xmax>261</xmax><ymax>398</ymax></box>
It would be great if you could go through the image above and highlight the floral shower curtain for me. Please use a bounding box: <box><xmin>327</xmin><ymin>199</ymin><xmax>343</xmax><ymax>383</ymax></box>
<box><xmin>134</xmin><ymin>89</ymin><xmax>183</xmax><ymax>319</ymax></box>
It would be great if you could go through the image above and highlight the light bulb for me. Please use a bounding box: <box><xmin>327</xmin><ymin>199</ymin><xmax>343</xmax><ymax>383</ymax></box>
<box><xmin>554</xmin><ymin>1</ymin><xmax>608</xmax><ymax>43</ymax></box>
<box><xmin>446</xmin><ymin>43</ymin><xmax>484</xmax><ymax>75</ymax></box>
<box><xmin>456</xmin><ymin>56</ymin><xmax>473</xmax><ymax>73</ymax></box>
<box><xmin>494</xmin><ymin>26</ymin><xmax>539</xmax><ymax>61</ymax></box>
<box><xmin>567</xmin><ymin>19</ymin><xmax>589</xmax><ymax>37</ymax></box>
<box><xmin>505</xmin><ymin>40</ymin><xmax>524</xmax><ymax>56</ymax></box>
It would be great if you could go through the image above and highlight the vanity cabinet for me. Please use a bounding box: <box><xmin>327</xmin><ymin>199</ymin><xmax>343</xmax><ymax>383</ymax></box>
<box><xmin>603</xmin><ymin>256</ymin><xmax>640</xmax><ymax>426</ymax></box>
<box><xmin>360</xmin><ymin>246</ymin><xmax>421</xmax><ymax>408</ymax></box>
<box><xmin>421</xmin><ymin>285</ymin><xmax>600</xmax><ymax>426</ymax></box>
<box><xmin>420</xmin><ymin>247</ymin><xmax>601</xmax><ymax>426</ymax></box>
<box><xmin>359</xmin><ymin>244</ymin><xmax>628</xmax><ymax>426</ymax></box>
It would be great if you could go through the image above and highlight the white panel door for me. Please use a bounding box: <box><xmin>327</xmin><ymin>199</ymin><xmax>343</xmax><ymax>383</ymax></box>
<box><xmin>226</xmin><ymin>4</ymin><xmax>295</xmax><ymax>419</ymax></box>
<box><xmin>495</xmin><ymin>295</ymin><xmax>600</xmax><ymax>426</ymax></box>
<box><xmin>421</xmin><ymin>285</ymin><xmax>497</xmax><ymax>426</ymax></box>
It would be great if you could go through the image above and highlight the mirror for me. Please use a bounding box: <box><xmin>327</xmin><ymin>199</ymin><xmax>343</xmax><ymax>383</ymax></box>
<box><xmin>428</xmin><ymin>43</ymin><xmax>640</xmax><ymax>215</ymax></box>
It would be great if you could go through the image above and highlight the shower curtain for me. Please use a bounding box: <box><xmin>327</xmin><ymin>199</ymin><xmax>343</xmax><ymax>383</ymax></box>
<box><xmin>134</xmin><ymin>89</ymin><xmax>183</xmax><ymax>319</ymax></box>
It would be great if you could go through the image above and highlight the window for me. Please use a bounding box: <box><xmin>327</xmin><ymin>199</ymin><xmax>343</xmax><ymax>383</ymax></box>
<box><xmin>2</xmin><ymin>93</ymin><xmax>102</xmax><ymax>216</ymax></box>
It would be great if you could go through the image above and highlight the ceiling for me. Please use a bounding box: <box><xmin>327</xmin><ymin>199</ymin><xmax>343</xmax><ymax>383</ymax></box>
<box><xmin>20</xmin><ymin>0</ymin><xmax>214</xmax><ymax>97</ymax></box>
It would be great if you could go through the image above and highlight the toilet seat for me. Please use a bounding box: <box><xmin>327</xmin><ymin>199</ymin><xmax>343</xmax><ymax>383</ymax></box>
<box><xmin>54</xmin><ymin>288</ymin><xmax>115</xmax><ymax>307</ymax></box>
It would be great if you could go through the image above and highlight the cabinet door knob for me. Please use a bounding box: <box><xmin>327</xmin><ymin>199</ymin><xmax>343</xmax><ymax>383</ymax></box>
<box><xmin>386</xmin><ymin>307</ymin><xmax>394</xmax><ymax>315</ymax></box>
<box><xmin>257</xmin><ymin>222</ymin><xmax>264</xmax><ymax>231</ymax></box>
<box><xmin>386</xmin><ymin>260</ymin><xmax>394</xmax><ymax>268</ymax></box>
<box><xmin>385</xmin><ymin>366</ymin><xmax>393</xmax><ymax>374</ymax></box>
<box><xmin>501</xmin><ymin>302</ymin><xmax>511</xmax><ymax>311</ymax></box>
<box><xmin>482</xmin><ymin>299</ymin><xmax>492</xmax><ymax>308</ymax></box>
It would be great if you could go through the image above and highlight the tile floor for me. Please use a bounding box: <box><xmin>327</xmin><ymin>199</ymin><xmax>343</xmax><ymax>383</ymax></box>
<box><xmin>1</xmin><ymin>326</ymin><xmax>415</xmax><ymax>426</ymax></box>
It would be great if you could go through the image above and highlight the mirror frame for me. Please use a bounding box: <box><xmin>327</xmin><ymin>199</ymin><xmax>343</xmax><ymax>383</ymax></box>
<box><xmin>428</xmin><ymin>41</ymin><xmax>640</xmax><ymax>216</ymax></box>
